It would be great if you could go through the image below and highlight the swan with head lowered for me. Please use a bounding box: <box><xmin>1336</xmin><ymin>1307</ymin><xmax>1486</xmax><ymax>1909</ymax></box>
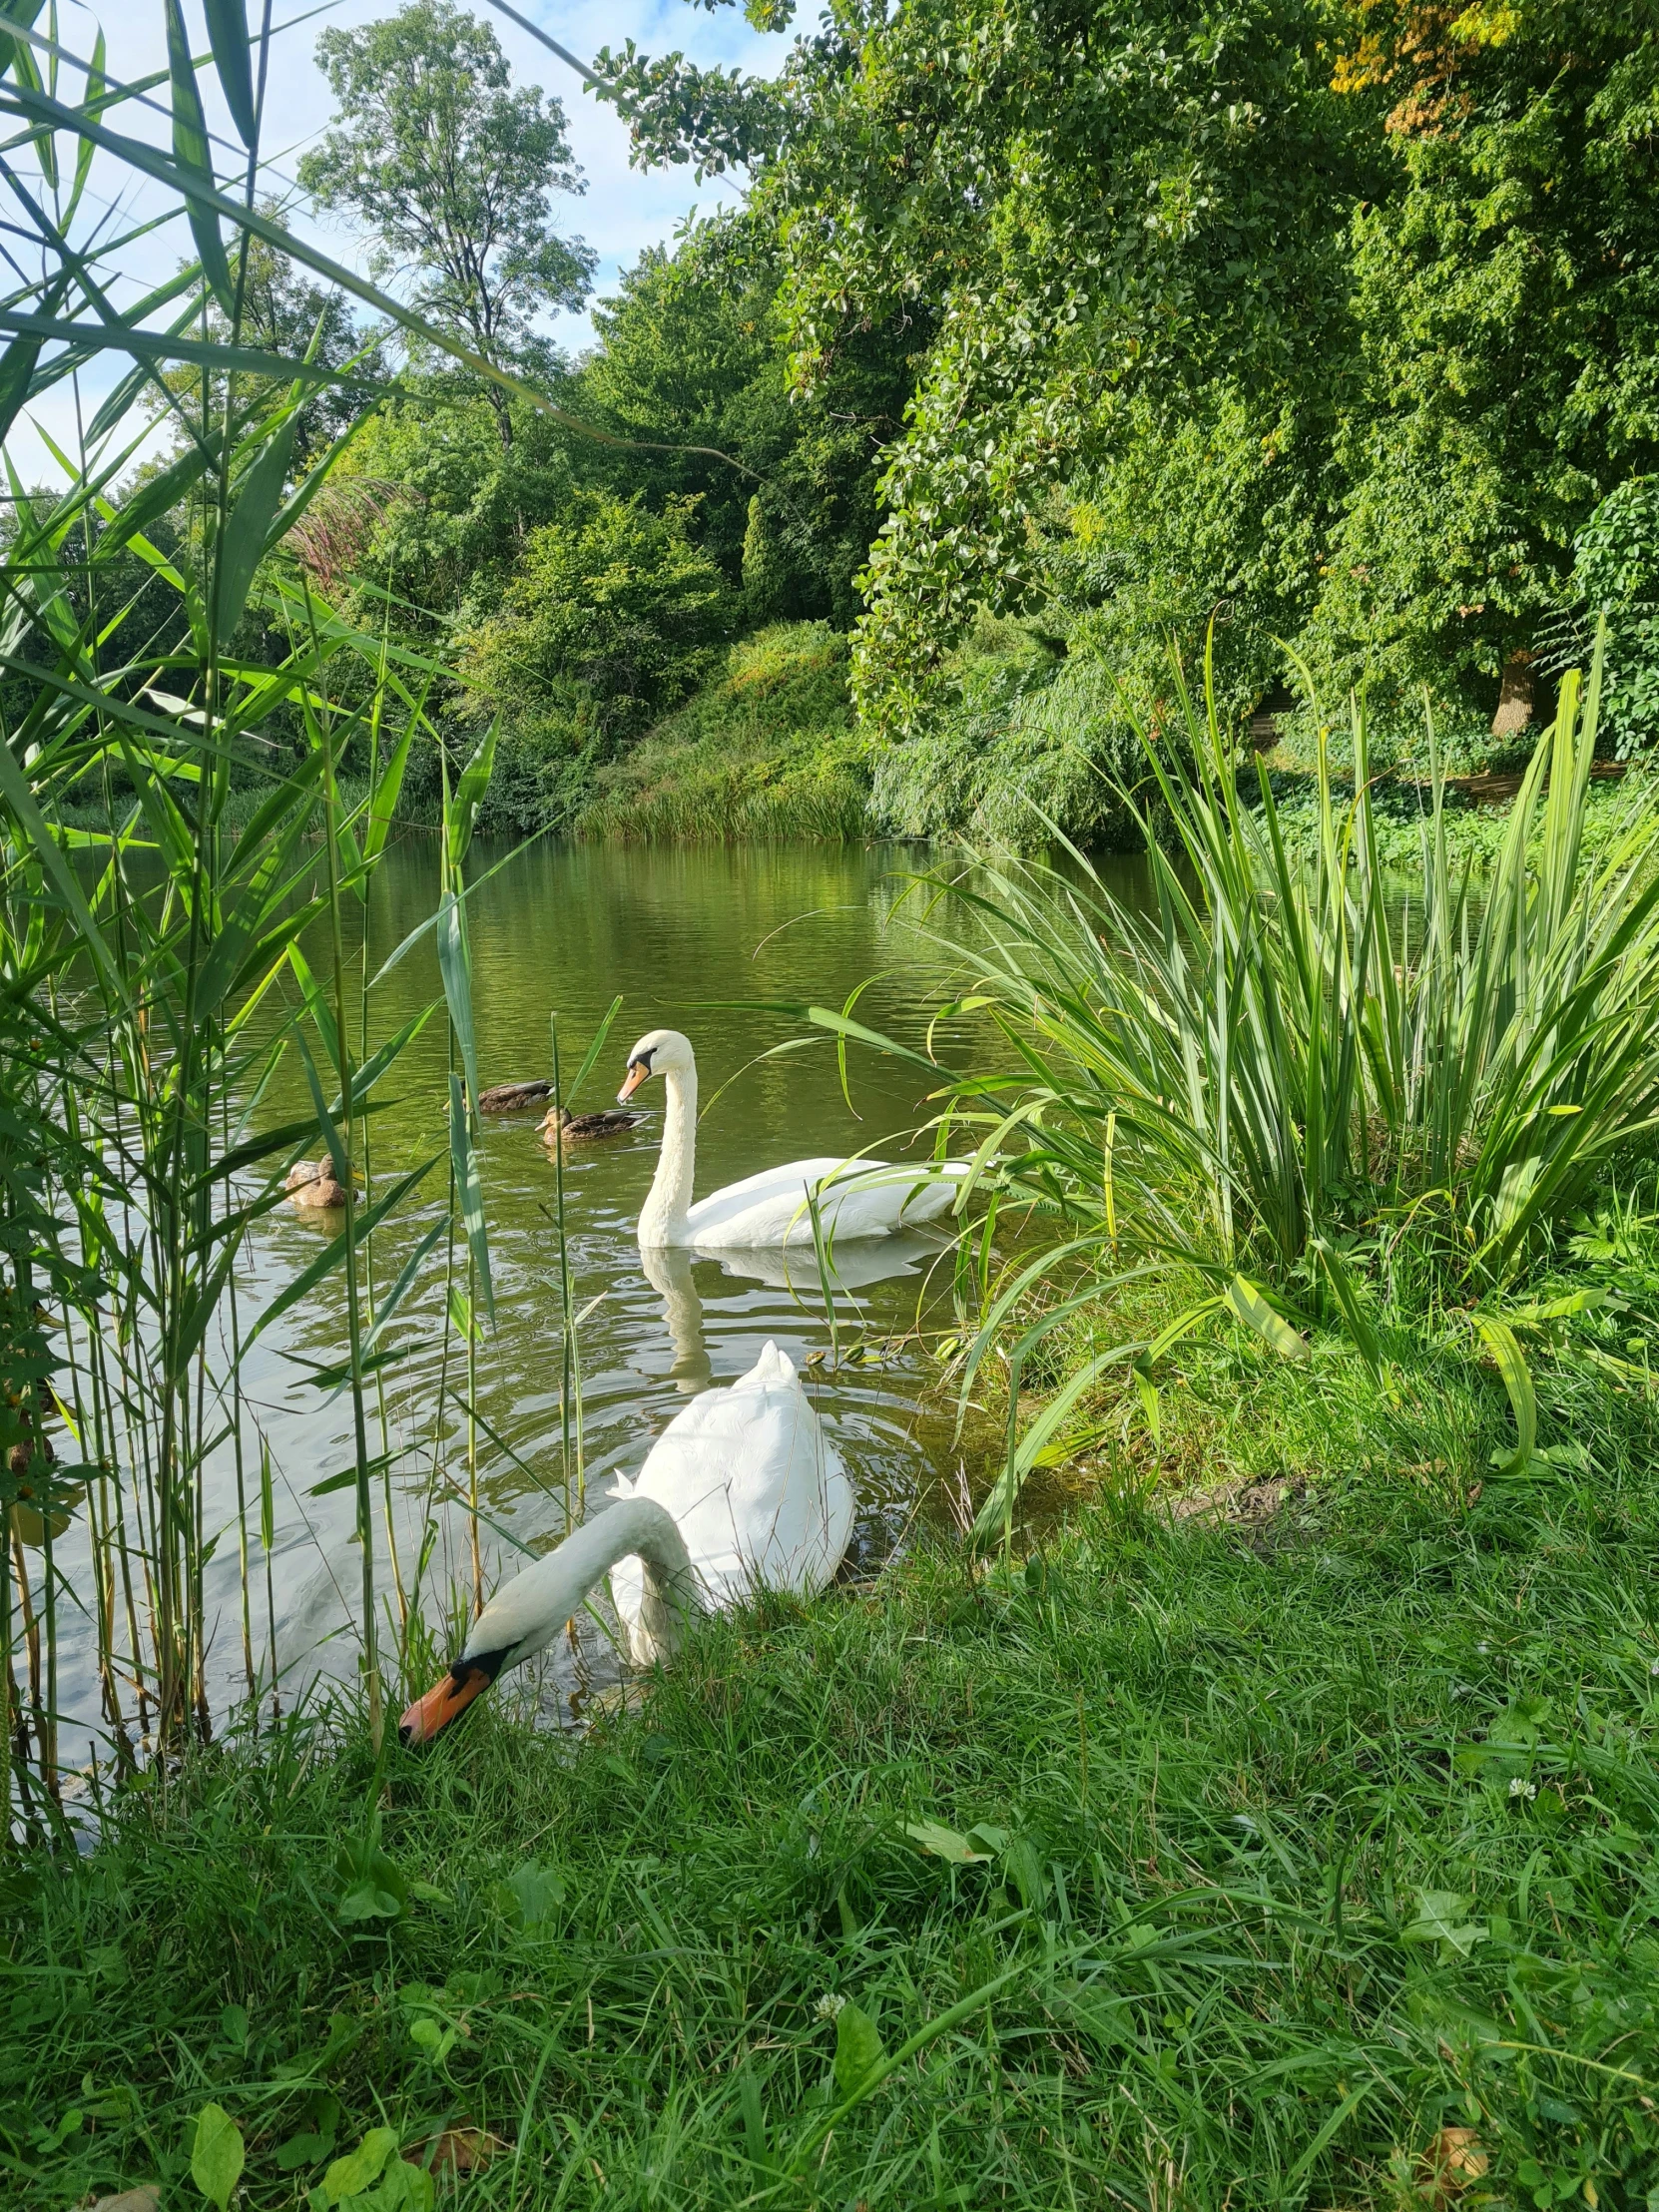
<box><xmin>398</xmin><ymin>1341</ymin><xmax>852</xmax><ymax>1744</ymax></box>
<box><xmin>618</xmin><ymin>1028</ymin><xmax>965</xmax><ymax>1249</ymax></box>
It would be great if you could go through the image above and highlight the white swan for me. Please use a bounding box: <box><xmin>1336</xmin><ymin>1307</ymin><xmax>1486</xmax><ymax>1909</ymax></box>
<box><xmin>398</xmin><ymin>1341</ymin><xmax>852</xmax><ymax>1743</ymax></box>
<box><xmin>618</xmin><ymin>1027</ymin><xmax>965</xmax><ymax>1249</ymax></box>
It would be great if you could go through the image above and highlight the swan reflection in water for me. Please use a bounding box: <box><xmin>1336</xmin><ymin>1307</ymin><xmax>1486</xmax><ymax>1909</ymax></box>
<box><xmin>637</xmin><ymin>1232</ymin><xmax>948</xmax><ymax>1394</ymax></box>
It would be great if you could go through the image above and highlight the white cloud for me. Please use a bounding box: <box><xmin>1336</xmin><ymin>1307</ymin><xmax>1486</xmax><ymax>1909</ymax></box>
<box><xmin>6</xmin><ymin>0</ymin><xmax>781</xmax><ymax>485</ymax></box>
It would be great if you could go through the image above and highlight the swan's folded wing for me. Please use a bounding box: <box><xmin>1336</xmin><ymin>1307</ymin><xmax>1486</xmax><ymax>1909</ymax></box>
<box><xmin>685</xmin><ymin>1157</ymin><xmax>964</xmax><ymax>1247</ymax></box>
<box><xmin>683</xmin><ymin>1158</ymin><xmax>854</xmax><ymax>1244</ymax></box>
<box><xmin>613</xmin><ymin>1380</ymin><xmax>851</xmax><ymax>1620</ymax></box>
<box><xmin>809</xmin><ymin>1161</ymin><xmax>967</xmax><ymax>1242</ymax></box>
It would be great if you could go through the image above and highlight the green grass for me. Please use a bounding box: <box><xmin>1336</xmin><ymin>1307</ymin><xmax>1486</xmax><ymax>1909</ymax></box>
<box><xmin>18</xmin><ymin>1217</ymin><xmax>1659</xmax><ymax>2212</ymax></box>
<box><xmin>1261</xmin><ymin>767</ymin><xmax>1647</xmax><ymax>875</ymax></box>
<box><xmin>574</xmin><ymin>623</ymin><xmax>871</xmax><ymax>842</ymax></box>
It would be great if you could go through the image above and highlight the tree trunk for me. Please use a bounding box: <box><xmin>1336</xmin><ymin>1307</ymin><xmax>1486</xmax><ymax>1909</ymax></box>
<box><xmin>1491</xmin><ymin>651</ymin><xmax>1534</xmax><ymax>738</ymax></box>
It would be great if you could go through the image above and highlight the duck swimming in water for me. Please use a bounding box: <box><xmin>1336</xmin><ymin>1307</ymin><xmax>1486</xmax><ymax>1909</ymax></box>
<box><xmin>539</xmin><ymin>1104</ymin><xmax>645</xmax><ymax>1145</ymax></box>
<box><xmin>476</xmin><ymin>1078</ymin><xmax>556</xmax><ymax>1113</ymax></box>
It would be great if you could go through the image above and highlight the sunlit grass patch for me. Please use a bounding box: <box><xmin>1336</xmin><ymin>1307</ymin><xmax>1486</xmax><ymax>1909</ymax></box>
<box><xmin>19</xmin><ymin>1321</ymin><xmax>1659</xmax><ymax>2208</ymax></box>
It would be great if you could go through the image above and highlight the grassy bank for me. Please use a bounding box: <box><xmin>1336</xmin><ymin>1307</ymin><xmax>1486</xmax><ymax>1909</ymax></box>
<box><xmin>572</xmin><ymin>624</ymin><xmax>870</xmax><ymax>843</ymax></box>
<box><xmin>17</xmin><ymin>1256</ymin><xmax>1659</xmax><ymax>2211</ymax></box>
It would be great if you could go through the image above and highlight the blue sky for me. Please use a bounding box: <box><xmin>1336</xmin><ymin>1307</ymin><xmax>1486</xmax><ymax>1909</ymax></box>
<box><xmin>7</xmin><ymin>0</ymin><xmax>783</xmax><ymax>480</ymax></box>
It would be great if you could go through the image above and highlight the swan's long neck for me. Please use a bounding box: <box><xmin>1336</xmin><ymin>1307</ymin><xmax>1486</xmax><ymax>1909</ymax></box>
<box><xmin>461</xmin><ymin>1495</ymin><xmax>703</xmax><ymax>1669</ymax></box>
<box><xmin>639</xmin><ymin>1059</ymin><xmax>697</xmax><ymax>1245</ymax></box>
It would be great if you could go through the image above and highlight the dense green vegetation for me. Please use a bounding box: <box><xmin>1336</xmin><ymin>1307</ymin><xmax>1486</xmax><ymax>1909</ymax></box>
<box><xmin>107</xmin><ymin>0</ymin><xmax>1642</xmax><ymax>845</ymax></box>
<box><xmin>13</xmin><ymin>8</ymin><xmax>1659</xmax><ymax>2210</ymax></box>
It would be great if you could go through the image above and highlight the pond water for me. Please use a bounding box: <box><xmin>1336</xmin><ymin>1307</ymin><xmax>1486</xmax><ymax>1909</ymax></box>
<box><xmin>55</xmin><ymin>836</ymin><xmax>1007</xmax><ymax>1763</ymax></box>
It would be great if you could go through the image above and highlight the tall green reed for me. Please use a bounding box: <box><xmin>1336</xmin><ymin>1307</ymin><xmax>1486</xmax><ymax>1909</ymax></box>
<box><xmin>0</xmin><ymin>2</ymin><xmax>527</xmax><ymax>1805</ymax></box>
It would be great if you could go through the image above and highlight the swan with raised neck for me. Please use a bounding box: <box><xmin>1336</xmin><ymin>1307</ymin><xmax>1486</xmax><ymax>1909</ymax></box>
<box><xmin>619</xmin><ymin>1027</ymin><xmax>699</xmax><ymax>1244</ymax></box>
<box><xmin>619</xmin><ymin>1024</ymin><xmax>969</xmax><ymax>1250</ymax></box>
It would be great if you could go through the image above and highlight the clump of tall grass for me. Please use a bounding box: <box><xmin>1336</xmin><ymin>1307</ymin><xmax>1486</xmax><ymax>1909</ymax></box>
<box><xmin>809</xmin><ymin>631</ymin><xmax>1659</xmax><ymax>1531</ymax></box>
<box><xmin>575</xmin><ymin>622</ymin><xmax>871</xmax><ymax>842</ymax></box>
<box><xmin>954</xmin><ymin>635</ymin><xmax>1655</xmax><ymax>1277</ymax></box>
<box><xmin>0</xmin><ymin>4</ymin><xmax>610</xmax><ymax>1818</ymax></box>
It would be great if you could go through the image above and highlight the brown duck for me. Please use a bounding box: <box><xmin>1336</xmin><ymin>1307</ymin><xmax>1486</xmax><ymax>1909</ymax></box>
<box><xmin>539</xmin><ymin>1105</ymin><xmax>644</xmax><ymax>1145</ymax></box>
<box><xmin>285</xmin><ymin>1159</ymin><xmax>356</xmax><ymax>1209</ymax></box>
<box><xmin>477</xmin><ymin>1079</ymin><xmax>556</xmax><ymax>1113</ymax></box>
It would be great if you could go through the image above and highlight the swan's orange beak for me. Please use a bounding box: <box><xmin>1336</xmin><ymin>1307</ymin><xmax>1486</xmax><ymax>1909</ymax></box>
<box><xmin>398</xmin><ymin>1663</ymin><xmax>491</xmax><ymax>1747</ymax></box>
<box><xmin>617</xmin><ymin>1059</ymin><xmax>652</xmax><ymax>1104</ymax></box>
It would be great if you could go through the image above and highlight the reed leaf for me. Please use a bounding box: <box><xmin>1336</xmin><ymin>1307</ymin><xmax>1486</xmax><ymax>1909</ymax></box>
<box><xmin>163</xmin><ymin>0</ymin><xmax>233</xmax><ymax>313</ymax></box>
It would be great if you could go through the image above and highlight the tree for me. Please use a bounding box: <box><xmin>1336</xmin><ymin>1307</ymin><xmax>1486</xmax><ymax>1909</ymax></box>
<box><xmin>299</xmin><ymin>1</ymin><xmax>596</xmax><ymax>446</ymax></box>
<box><xmin>148</xmin><ymin>215</ymin><xmax>382</xmax><ymax>468</ymax></box>
<box><xmin>452</xmin><ymin>489</ymin><xmax>736</xmax><ymax>830</ymax></box>
<box><xmin>1297</xmin><ymin>0</ymin><xmax>1659</xmax><ymax>749</ymax></box>
<box><xmin>653</xmin><ymin>0</ymin><xmax>1375</xmax><ymax>730</ymax></box>
<box><xmin>567</xmin><ymin>213</ymin><xmax>919</xmax><ymax>625</ymax></box>
<box><xmin>455</xmin><ymin>489</ymin><xmax>735</xmax><ymax>747</ymax></box>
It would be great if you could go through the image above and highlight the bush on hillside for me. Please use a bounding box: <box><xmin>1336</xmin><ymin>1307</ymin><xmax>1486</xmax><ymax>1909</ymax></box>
<box><xmin>869</xmin><ymin>625</ymin><xmax>1155</xmax><ymax>849</ymax></box>
<box><xmin>576</xmin><ymin>623</ymin><xmax>869</xmax><ymax>840</ymax></box>
<box><xmin>454</xmin><ymin>490</ymin><xmax>736</xmax><ymax>833</ymax></box>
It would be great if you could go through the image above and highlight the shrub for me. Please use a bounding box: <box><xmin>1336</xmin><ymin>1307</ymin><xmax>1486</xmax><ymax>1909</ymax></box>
<box><xmin>869</xmin><ymin>627</ymin><xmax>1159</xmax><ymax>848</ymax></box>
<box><xmin>576</xmin><ymin>623</ymin><xmax>869</xmax><ymax>840</ymax></box>
<box><xmin>454</xmin><ymin>490</ymin><xmax>737</xmax><ymax>833</ymax></box>
<box><xmin>1541</xmin><ymin>476</ymin><xmax>1659</xmax><ymax>759</ymax></box>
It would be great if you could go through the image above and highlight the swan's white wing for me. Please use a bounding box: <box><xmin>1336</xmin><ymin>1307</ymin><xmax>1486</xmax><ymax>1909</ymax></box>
<box><xmin>611</xmin><ymin>1344</ymin><xmax>853</xmax><ymax>1642</ymax></box>
<box><xmin>685</xmin><ymin>1157</ymin><xmax>967</xmax><ymax>1248</ymax></box>
<box><xmin>805</xmin><ymin>1160</ymin><xmax>968</xmax><ymax>1243</ymax></box>
<box><xmin>683</xmin><ymin>1158</ymin><xmax>852</xmax><ymax>1245</ymax></box>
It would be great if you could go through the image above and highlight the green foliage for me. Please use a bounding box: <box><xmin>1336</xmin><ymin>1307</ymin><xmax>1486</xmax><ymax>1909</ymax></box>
<box><xmin>1546</xmin><ymin>476</ymin><xmax>1659</xmax><ymax>757</ymax></box>
<box><xmin>455</xmin><ymin>488</ymin><xmax>735</xmax><ymax>830</ymax></box>
<box><xmin>299</xmin><ymin>1</ymin><xmax>595</xmax><ymax>421</ymax></box>
<box><xmin>1301</xmin><ymin>1</ymin><xmax>1659</xmax><ymax>737</ymax></box>
<box><xmin>762</xmin><ymin>0</ymin><xmax>1366</xmax><ymax>727</ymax></box>
<box><xmin>334</xmin><ymin>1833</ymin><xmax>410</xmax><ymax>1925</ymax></box>
<box><xmin>189</xmin><ymin>2102</ymin><xmax>245</xmax><ymax>2210</ymax></box>
<box><xmin>831</xmin><ymin>2001</ymin><xmax>884</xmax><ymax>2099</ymax></box>
<box><xmin>600</xmin><ymin>0</ymin><xmax>1659</xmax><ymax>801</ymax></box>
<box><xmin>332</xmin><ymin>393</ymin><xmax>575</xmax><ymax>642</ymax></box>
<box><xmin>0</xmin><ymin>1</ymin><xmax>517</xmax><ymax>1802</ymax></box>
<box><xmin>576</xmin><ymin>622</ymin><xmax>869</xmax><ymax>841</ymax></box>
<box><xmin>869</xmin><ymin>624</ymin><xmax>1151</xmax><ymax>849</ymax></box>
<box><xmin>315</xmin><ymin>2127</ymin><xmax>432</xmax><ymax>2210</ymax></box>
<box><xmin>568</xmin><ymin>213</ymin><xmax>915</xmax><ymax>627</ymax></box>
<box><xmin>832</xmin><ymin>634</ymin><xmax>1659</xmax><ymax>1515</ymax></box>
<box><xmin>1049</xmin><ymin>388</ymin><xmax>1326</xmax><ymax>743</ymax></box>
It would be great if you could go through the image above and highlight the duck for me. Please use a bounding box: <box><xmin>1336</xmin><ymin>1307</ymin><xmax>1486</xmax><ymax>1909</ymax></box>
<box><xmin>617</xmin><ymin>1028</ymin><xmax>966</xmax><ymax>1249</ymax></box>
<box><xmin>476</xmin><ymin>1078</ymin><xmax>556</xmax><ymax>1113</ymax></box>
<box><xmin>284</xmin><ymin>1160</ymin><xmax>354</xmax><ymax>1209</ymax></box>
<box><xmin>539</xmin><ymin>1104</ymin><xmax>645</xmax><ymax>1145</ymax></box>
<box><xmin>398</xmin><ymin>1342</ymin><xmax>851</xmax><ymax>1743</ymax></box>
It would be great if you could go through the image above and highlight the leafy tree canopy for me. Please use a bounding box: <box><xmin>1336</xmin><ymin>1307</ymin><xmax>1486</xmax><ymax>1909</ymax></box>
<box><xmin>594</xmin><ymin>0</ymin><xmax>1659</xmax><ymax>757</ymax></box>
<box><xmin>454</xmin><ymin>488</ymin><xmax>736</xmax><ymax>750</ymax></box>
<box><xmin>299</xmin><ymin>1</ymin><xmax>596</xmax><ymax>443</ymax></box>
<box><xmin>566</xmin><ymin>213</ymin><xmax>920</xmax><ymax>625</ymax></box>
